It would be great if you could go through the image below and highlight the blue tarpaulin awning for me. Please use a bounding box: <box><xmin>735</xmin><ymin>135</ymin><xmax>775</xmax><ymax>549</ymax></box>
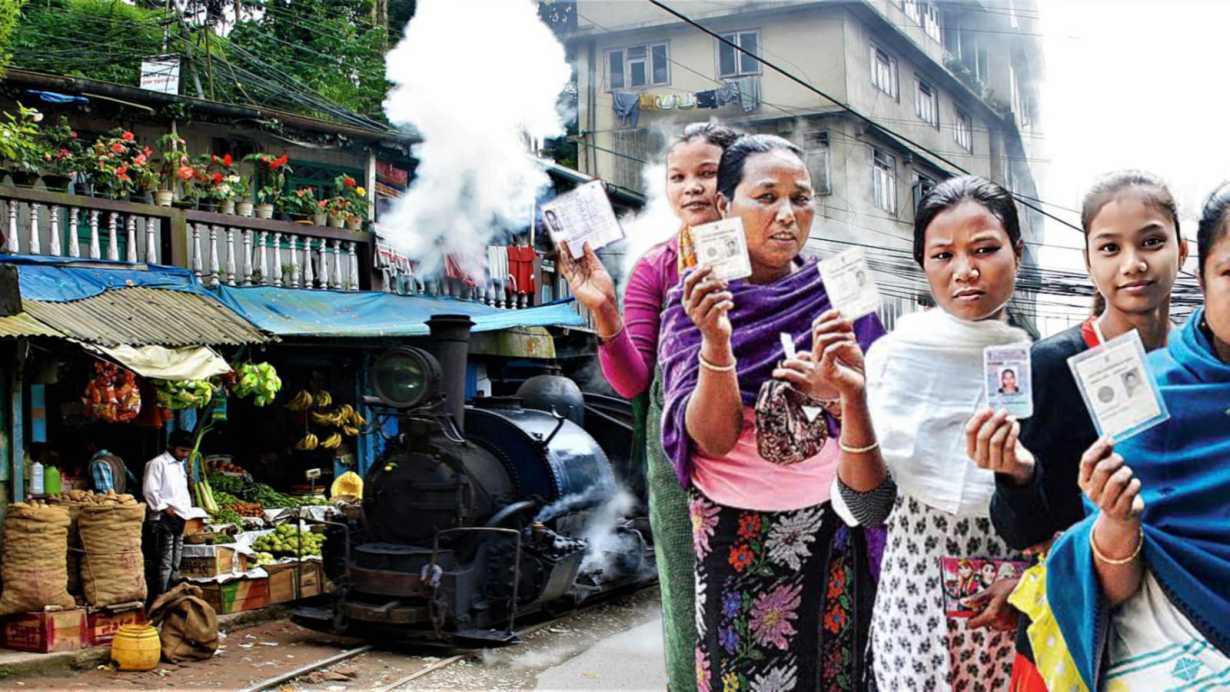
<box><xmin>214</xmin><ymin>285</ymin><xmax>586</xmax><ymax>338</ymax></box>
<box><xmin>6</xmin><ymin>255</ymin><xmax>199</xmax><ymax>302</ymax></box>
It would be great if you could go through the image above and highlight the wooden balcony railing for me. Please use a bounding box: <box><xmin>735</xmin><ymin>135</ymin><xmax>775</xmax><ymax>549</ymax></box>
<box><xmin>0</xmin><ymin>186</ymin><xmax>371</xmax><ymax>291</ymax></box>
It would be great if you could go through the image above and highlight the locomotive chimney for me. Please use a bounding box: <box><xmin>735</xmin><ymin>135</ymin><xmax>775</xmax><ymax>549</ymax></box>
<box><xmin>426</xmin><ymin>314</ymin><xmax>474</xmax><ymax>433</ymax></box>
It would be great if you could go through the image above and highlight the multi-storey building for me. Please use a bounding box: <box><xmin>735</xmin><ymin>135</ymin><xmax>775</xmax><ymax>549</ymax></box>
<box><xmin>564</xmin><ymin>0</ymin><xmax>1045</xmax><ymax>331</ymax></box>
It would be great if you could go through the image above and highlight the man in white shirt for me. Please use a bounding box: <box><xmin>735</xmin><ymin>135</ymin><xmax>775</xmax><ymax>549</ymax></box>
<box><xmin>143</xmin><ymin>430</ymin><xmax>195</xmax><ymax>601</ymax></box>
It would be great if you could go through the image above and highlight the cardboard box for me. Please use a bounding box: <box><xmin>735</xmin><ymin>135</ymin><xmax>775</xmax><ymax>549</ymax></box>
<box><xmin>180</xmin><ymin>544</ymin><xmax>246</xmax><ymax>579</ymax></box>
<box><xmin>2</xmin><ymin>608</ymin><xmax>88</xmax><ymax>653</ymax></box>
<box><xmin>85</xmin><ymin>604</ymin><xmax>146</xmax><ymax>646</ymax></box>
<box><xmin>200</xmin><ymin>577</ymin><xmax>270</xmax><ymax>614</ymax></box>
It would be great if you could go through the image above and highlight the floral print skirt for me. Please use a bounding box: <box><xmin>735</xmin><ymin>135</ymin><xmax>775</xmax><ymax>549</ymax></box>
<box><xmin>690</xmin><ymin>489</ymin><xmax>876</xmax><ymax>692</ymax></box>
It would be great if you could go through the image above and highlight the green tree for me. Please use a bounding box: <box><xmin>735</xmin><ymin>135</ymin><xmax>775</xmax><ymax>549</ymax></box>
<box><xmin>10</xmin><ymin>0</ymin><xmax>166</xmax><ymax>84</ymax></box>
<box><xmin>0</xmin><ymin>0</ymin><xmax>24</xmax><ymax>75</ymax></box>
<box><xmin>227</xmin><ymin>0</ymin><xmax>389</xmax><ymax>116</ymax></box>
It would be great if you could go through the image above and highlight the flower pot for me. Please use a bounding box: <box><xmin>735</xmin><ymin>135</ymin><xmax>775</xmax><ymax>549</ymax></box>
<box><xmin>328</xmin><ymin>214</ymin><xmax>345</xmax><ymax>228</ymax></box>
<box><xmin>221</xmin><ymin>199</ymin><xmax>236</xmax><ymax>215</ymax></box>
<box><xmin>42</xmin><ymin>174</ymin><xmax>72</xmax><ymax>192</ymax></box>
<box><xmin>237</xmin><ymin>201</ymin><xmax>254</xmax><ymax>218</ymax></box>
<box><xmin>11</xmin><ymin>170</ymin><xmax>40</xmax><ymax>188</ymax></box>
<box><xmin>256</xmin><ymin>203</ymin><xmax>274</xmax><ymax>219</ymax></box>
<box><xmin>154</xmin><ymin>190</ymin><xmax>175</xmax><ymax>207</ymax></box>
<box><xmin>313</xmin><ymin>212</ymin><xmax>328</xmax><ymax>226</ymax></box>
<box><xmin>346</xmin><ymin>216</ymin><xmax>363</xmax><ymax>231</ymax></box>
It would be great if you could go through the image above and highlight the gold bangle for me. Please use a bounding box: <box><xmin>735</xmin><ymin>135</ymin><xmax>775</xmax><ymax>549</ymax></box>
<box><xmin>1090</xmin><ymin>525</ymin><xmax>1144</xmax><ymax>565</ymax></box>
<box><xmin>697</xmin><ymin>352</ymin><xmax>737</xmax><ymax>373</ymax></box>
<box><xmin>839</xmin><ymin>438</ymin><xmax>879</xmax><ymax>454</ymax></box>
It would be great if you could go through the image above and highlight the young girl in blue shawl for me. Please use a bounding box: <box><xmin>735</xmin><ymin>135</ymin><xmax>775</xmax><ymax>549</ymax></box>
<box><xmin>1047</xmin><ymin>182</ymin><xmax>1230</xmax><ymax>689</ymax></box>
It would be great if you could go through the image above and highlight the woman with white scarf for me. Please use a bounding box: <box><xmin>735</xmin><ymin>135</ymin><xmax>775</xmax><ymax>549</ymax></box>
<box><xmin>800</xmin><ymin>176</ymin><xmax>1030</xmax><ymax>690</ymax></box>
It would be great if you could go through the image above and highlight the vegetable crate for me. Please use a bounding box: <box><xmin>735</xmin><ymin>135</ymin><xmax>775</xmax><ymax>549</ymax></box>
<box><xmin>180</xmin><ymin>545</ymin><xmax>246</xmax><ymax>579</ymax></box>
<box><xmin>86</xmin><ymin>602</ymin><xmax>146</xmax><ymax>646</ymax></box>
<box><xmin>200</xmin><ymin>577</ymin><xmax>270</xmax><ymax>614</ymax></box>
<box><xmin>2</xmin><ymin>608</ymin><xmax>88</xmax><ymax>653</ymax></box>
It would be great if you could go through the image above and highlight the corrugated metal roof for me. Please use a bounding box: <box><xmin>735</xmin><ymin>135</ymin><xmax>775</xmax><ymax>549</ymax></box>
<box><xmin>24</xmin><ymin>287</ymin><xmax>271</xmax><ymax>347</ymax></box>
<box><xmin>0</xmin><ymin>311</ymin><xmax>62</xmax><ymax>338</ymax></box>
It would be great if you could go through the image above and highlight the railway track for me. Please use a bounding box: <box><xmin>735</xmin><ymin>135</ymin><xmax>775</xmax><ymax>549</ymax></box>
<box><xmin>240</xmin><ymin>607</ymin><xmax>595</xmax><ymax>691</ymax></box>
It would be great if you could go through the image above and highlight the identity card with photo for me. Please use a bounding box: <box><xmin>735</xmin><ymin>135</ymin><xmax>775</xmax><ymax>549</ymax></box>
<box><xmin>541</xmin><ymin>180</ymin><xmax>625</xmax><ymax>259</ymax></box>
<box><xmin>817</xmin><ymin>247</ymin><xmax>881</xmax><ymax>319</ymax></box>
<box><xmin>691</xmin><ymin>217</ymin><xmax>752</xmax><ymax>281</ymax></box>
<box><xmin>780</xmin><ymin>332</ymin><xmax>797</xmax><ymax>361</ymax></box>
<box><xmin>1067</xmin><ymin>329</ymin><xmax>1170</xmax><ymax>441</ymax></box>
<box><xmin>984</xmin><ymin>343</ymin><xmax>1033</xmax><ymax>418</ymax></box>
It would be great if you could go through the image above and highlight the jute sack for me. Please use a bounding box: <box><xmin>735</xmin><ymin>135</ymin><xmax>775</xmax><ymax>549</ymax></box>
<box><xmin>0</xmin><ymin>503</ymin><xmax>75</xmax><ymax>615</ymax></box>
<box><xmin>79</xmin><ymin>499</ymin><xmax>147</xmax><ymax>607</ymax></box>
<box><xmin>148</xmin><ymin>582</ymin><xmax>218</xmax><ymax>662</ymax></box>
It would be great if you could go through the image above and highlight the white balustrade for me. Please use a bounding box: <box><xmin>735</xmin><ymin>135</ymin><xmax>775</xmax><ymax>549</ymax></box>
<box><xmin>48</xmin><ymin>206</ymin><xmax>60</xmax><ymax>257</ymax></box>
<box><xmin>191</xmin><ymin>224</ymin><xmax>203</xmax><ymax>279</ymax></box>
<box><xmin>257</xmin><ymin>232</ymin><xmax>269</xmax><ymax>286</ymax></box>
<box><xmin>7</xmin><ymin>202</ymin><xmax>17</xmax><ymax>253</ymax></box>
<box><xmin>348</xmin><ymin>242</ymin><xmax>359</xmax><ymax>290</ymax></box>
<box><xmin>302</xmin><ymin>238</ymin><xmax>314</xmax><ymax>288</ymax></box>
<box><xmin>272</xmin><ymin>232</ymin><xmax>283</xmax><ymax>287</ymax></box>
<box><xmin>145</xmin><ymin>217</ymin><xmax>158</xmax><ymax>264</ymax></box>
<box><xmin>225</xmin><ymin>228</ymin><xmax>237</xmax><ymax>286</ymax></box>
<box><xmin>208</xmin><ymin>225</ymin><xmax>220</xmax><ymax>287</ymax></box>
<box><xmin>242</xmin><ymin>230</ymin><xmax>253</xmax><ymax>286</ymax></box>
<box><xmin>331</xmin><ymin>240</ymin><xmax>343</xmax><ymax>290</ymax></box>
<box><xmin>88</xmin><ymin>210</ymin><xmax>100</xmax><ymax>259</ymax></box>
<box><xmin>107</xmin><ymin>212</ymin><xmax>118</xmax><ymax>261</ymax></box>
<box><xmin>289</xmin><ymin>237</ymin><xmax>300</xmax><ymax>288</ymax></box>
<box><xmin>28</xmin><ymin>204</ymin><xmax>40</xmax><ymax>255</ymax></box>
<box><xmin>125</xmin><ymin>215</ymin><xmax>137</xmax><ymax>263</ymax></box>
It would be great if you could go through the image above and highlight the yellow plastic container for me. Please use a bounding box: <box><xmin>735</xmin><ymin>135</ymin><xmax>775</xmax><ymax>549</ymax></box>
<box><xmin>110</xmin><ymin>624</ymin><xmax>161</xmax><ymax>671</ymax></box>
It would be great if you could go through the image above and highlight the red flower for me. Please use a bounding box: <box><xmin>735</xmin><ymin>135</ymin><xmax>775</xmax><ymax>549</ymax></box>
<box><xmin>177</xmin><ymin>165</ymin><xmax>195</xmax><ymax>181</ymax></box>
<box><xmin>728</xmin><ymin>544</ymin><xmax>754</xmax><ymax>572</ymax></box>
<box><xmin>110</xmin><ymin>142</ymin><xmax>124</xmax><ymax>154</ymax></box>
<box><xmin>736</xmin><ymin>513</ymin><xmax>761</xmax><ymax>540</ymax></box>
<box><xmin>115</xmin><ymin>165</ymin><xmax>130</xmax><ymax>182</ymax></box>
<box><xmin>823</xmin><ymin>605</ymin><xmax>848</xmax><ymax>634</ymax></box>
<box><xmin>121</xmin><ymin>131</ymin><xmax>134</xmax><ymax>141</ymax></box>
<box><xmin>270</xmin><ymin>153</ymin><xmax>289</xmax><ymax>170</ymax></box>
<box><xmin>827</xmin><ymin>565</ymin><xmax>846</xmax><ymax>599</ymax></box>
<box><xmin>133</xmin><ymin>154</ymin><xmax>147</xmax><ymax>166</ymax></box>
<box><xmin>143</xmin><ymin>146</ymin><xmax>153</xmax><ymax>157</ymax></box>
<box><xmin>343</xmin><ymin>175</ymin><xmax>356</xmax><ymax>188</ymax></box>
<box><xmin>222</xmin><ymin>153</ymin><xmax>233</xmax><ymax>167</ymax></box>
<box><xmin>211</xmin><ymin>172</ymin><xmax>224</xmax><ymax>184</ymax></box>
<box><xmin>69</xmin><ymin>131</ymin><xmax>78</xmax><ymax>139</ymax></box>
<box><xmin>317</xmin><ymin>200</ymin><xmax>328</xmax><ymax>209</ymax></box>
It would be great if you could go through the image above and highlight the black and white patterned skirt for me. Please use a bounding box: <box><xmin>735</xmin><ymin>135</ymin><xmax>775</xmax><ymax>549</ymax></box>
<box><xmin>870</xmin><ymin>495</ymin><xmax>1022</xmax><ymax>692</ymax></box>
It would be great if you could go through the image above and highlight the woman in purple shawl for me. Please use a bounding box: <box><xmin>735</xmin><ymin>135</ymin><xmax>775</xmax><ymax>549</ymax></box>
<box><xmin>658</xmin><ymin>134</ymin><xmax>884</xmax><ymax>691</ymax></box>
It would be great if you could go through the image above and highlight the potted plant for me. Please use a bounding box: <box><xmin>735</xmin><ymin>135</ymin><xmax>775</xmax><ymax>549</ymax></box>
<box><xmin>244</xmin><ymin>152</ymin><xmax>291</xmax><ymax>219</ymax></box>
<box><xmin>331</xmin><ymin>174</ymin><xmax>369</xmax><ymax>230</ymax></box>
<box><xmin>90</xmin><ymin>129</ymin><xmax>153</xmax><ymax>201</ymax></box>
<box><xmin>39</xmin><ymin>116</ymin><xmax>82</xmax><ymax>192</ymax></box>
<box><xmin>7</xmin><ymin>106</ymin><xmax>48</xmax><ymax>187</ymax></box>
<box><xmin>285</xmin><ymin>186</ymin><xmax>319</xmax><ymax>223</ymax></box>
<box><xmin>325</xmin><ymin>196</ymin><xmax>349</xmax><ymax>228</ymax></box>
<box><xmin>313</xmin><ymin>198</ymin><xmax>328</xmax><ymax>226</ymax></box>
<box><xmin>205</xmin><ymin>154</ymin><xmax>243</xmax><ymax>214</ymax></box>
<box><xmin>155</xmin><ymin>133</ymin><xmax>190</xmax><ymax>207</ymax></box>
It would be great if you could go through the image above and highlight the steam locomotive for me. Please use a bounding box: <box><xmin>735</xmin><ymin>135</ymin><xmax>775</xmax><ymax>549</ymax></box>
<box><xmin>294</xmin><ymin>315</ymin><xmax>655</xmax><ymax>644</ymax></box>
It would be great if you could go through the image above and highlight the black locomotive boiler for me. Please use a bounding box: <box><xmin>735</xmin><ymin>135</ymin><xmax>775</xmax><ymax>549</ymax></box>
<box><xmin>294</xmin><ymin>315</ymin><xmax>655</xmax><ymax>644</ymax></box>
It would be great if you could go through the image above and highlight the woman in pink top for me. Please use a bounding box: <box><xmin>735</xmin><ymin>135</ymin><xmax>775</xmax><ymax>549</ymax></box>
<box><xmin>558</xmin><ymin>121</ymin><xmax>738</xmax><ymax>692</ymax></box>
<box><xmin>658</xmin><ymin>134</ymin><xmax>885</xmax><ymax>691</ymax></box>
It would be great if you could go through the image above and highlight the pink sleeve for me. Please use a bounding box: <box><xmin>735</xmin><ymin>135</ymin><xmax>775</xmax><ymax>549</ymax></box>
<box><xmin>598</xmin><ymin>248</ymin><xmax>672</xmax><ymax>398</ymax></box>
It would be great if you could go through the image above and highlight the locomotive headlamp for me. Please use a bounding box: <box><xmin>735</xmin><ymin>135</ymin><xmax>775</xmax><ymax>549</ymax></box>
<box><xmin>371</xmin><ymin>347</ymin><xmax>444</xmax><ymax>409</ymax></box>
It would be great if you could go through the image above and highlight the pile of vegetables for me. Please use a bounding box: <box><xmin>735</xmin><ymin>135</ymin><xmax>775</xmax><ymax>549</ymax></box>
<box><xmin>154</xmin><ymin>379</ymin><xmax>214</xmax><ymax>410</ymax></box>
<box><xmin>232</xmin><ymin>362</ymin><xmax>282</xmax><ymax>407</ymax></box>
<box><xmin>82</xmin><ymin>362</ymin><xmax>142</xmax><ymax>423</ymax></box>
<box><xmin>208</xmin><ymin>473</ymin><xmax>327</xmax><ymax>509</ymax></box>
<box><xmin>252</xmin><ymin>523</ymin><xmax>323</xmax><ymax>558</ymax></box>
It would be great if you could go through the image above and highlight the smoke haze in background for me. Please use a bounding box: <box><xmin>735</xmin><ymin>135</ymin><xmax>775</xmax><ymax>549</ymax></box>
<box><xmin>380</xmin><ymin>0</ymin><xmax>570</xmax><ymax>277</ymax></box>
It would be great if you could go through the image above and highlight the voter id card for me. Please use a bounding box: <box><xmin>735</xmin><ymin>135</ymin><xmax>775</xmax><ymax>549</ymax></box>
<box><xmin>1067</xmin><ymin>329</ymin><xmax>1169</xmax><ymax>441</ymax></box>
<box><xmin>541</xmin><ymin>180</ymin><xmax>625</xmax><ymax>259</ymax></box>
<box><xmin>984</xmin><ymin>343</ymin><xmax>1033</xmax><ymax>418</ymax></box>
<box><xmin>818</xmin><ymin>247</ymin><xmax>881</xmax><ymax>319</ymax></box>
<box><xmin>691</xmin><ymin>217</ymin><xmax>752</xmax><ymax>281</ymax></box>
<box><xmin>780</xmin><ymin>332</ymin><xmax>797</xmax><ymax>360</ymax></box>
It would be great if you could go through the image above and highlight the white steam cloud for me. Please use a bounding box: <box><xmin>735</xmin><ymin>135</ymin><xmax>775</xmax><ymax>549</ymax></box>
<box><xmin>380</xmin><ymin>0</ymin><xmax>571</xmax><ymax>277</ymax></box>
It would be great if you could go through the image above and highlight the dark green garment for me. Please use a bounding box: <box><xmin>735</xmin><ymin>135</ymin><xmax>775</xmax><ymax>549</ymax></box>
<box><xmin>644</xmin><ymin>368</ymin><xmax>696</xmax><ymax>692</ymax></box>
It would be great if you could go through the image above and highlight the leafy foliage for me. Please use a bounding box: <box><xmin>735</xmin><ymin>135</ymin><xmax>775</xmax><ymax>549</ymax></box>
<box><xmin>11</xmin><ymin>0</ymin><xmax>167</xmax><ymax>84</ymax></box>
<box><xmin>0</xmin><ymin>0</ymin><xmax>23</xmax><ymax>75</ymax></box>
<box><xmin>227</xmin><ymin>0</ymin><xmax>390</xmax><ymax>116</ymax></box>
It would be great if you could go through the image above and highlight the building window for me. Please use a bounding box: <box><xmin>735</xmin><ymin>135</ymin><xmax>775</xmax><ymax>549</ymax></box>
<box><xmin>606</xmin><ymin>43</ymin><xmax>670</xmax><ymax>89</ymax></box>
<box><xmin>902</xmin><ymin>0</ymin><xmax>920</xmax><ymax>22</ymax></box>
<box><xmin>612</xmin><ymin>128</ymin><xmax>664</xmax><ymax>192</ymax></box>
<box><xmin>871</xmin><ymin>47</ymin><xmax>898</xmax><ymax>98</ymax></box>
<box><xmin>922</xmin><ymin>3</ymin><xmax>942</xmax><ymax>41</ymax></box>
<box><xmin>718</xmin><ymin>30</ymin><xmax>760</xmax><ymax>78</ymax></box>
<box><xmin>912</xmin><ymin>172</ymin><xmax>937</xmax><ymax>215</ymax></box>
<box><xmin>873</xmin><ymin>149</ymin><xmax>897</xmax><ymax>214</ymax></box>
<box><xmin>803</xmin><ymin>130</ymin><xmax>832</xmax><ymax>196</ymax></box>
<box><xmin>954</xmin><ymin>111</ymin><xmax>973</xmax><ymax>152</ymax></box>
<box><xmin>915</xmin><ymin>80</ymin><xmax>938</xmax><ymax>127</ymax></box>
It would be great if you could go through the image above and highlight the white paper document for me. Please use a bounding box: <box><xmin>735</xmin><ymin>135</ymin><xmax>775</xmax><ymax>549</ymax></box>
<box><xmin>817</xmin><ymin>247</ymin><xmax>881</xmax><ymax>319</ymax></box>
<box><xmin>984</xmin><ymin>343</ymin><xmax>1033</xmax><ymax>419</ymax></box>
<box><xmin>691</xmin><ymin>217</ymin><xmax>752</xmax><ymax>281</ymax></box>
<box><xmin>541</xmin><ymin>180</ymin><xmax>625</xmax><ymax>259</ymax></box>
<box><xmin>780</xmin><ymin>332</ymin><xmax>797</xmax><ymax>360</ymax></box>
<box><xmin>1067</xmin><ymin>329</ymin><xmax>1169</xmax><ymax>441</ymax></box>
